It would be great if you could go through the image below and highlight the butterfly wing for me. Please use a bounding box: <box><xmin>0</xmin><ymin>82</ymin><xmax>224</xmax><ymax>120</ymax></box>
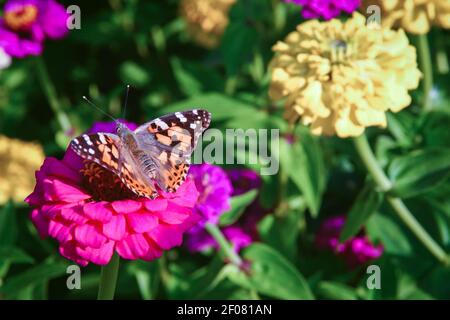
<box><xmin>134</xmin><ymin>109</ymin><xmax>211</xmax><ymax>192</ymax></box>
<box><xmin>69</xmin><ymin>133</ymin><xmax>158</xmax><ymax>199</ymax></box>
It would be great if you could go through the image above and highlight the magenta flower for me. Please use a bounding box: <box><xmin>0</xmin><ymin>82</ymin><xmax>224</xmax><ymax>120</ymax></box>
<box><xmin>187</xmin><ymin>225</ymin><xmax>252</xmax><ymax>253</ymax></box>
<box><xmin>227</xmin><ymin>168</ymin><xmax>261</xmax><ymax>196</ymax></box>
<box><xmin>187</xmin><ymin>167</ymin><xmax>265</xmax><ymax>253</ymax></box>
<box><xmin>0</xmin><ymin>0</ymin><xmax>69</xmax><ymax>58</ymax></box>
<box><xmin>188</xmin><ymin>163</ymin><xmax>233</xmax><ymax>225</ymax></box>
<box><xmin>286</xmin><ymin>0</ymin><xmax>361</xmax><ymax>20</ymax></box>
<box><xmin>25</xmin><ymin>121</ymin><xmax>200</xmax><ymax>266</ymax></box>
<box><xmin>315</xmin><ymin>215</ymin><xmax>383</xmax><ymax>267</ymax></box>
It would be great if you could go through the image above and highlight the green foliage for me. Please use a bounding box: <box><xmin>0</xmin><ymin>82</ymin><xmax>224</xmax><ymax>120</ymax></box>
<box><xmin>389</xmin><ymin>148</ymin><xmax>450</xmax><ymax>198</ymax></box>
<box><xmin>220</xmin><ymin>190</ymin><xmax>258</xmax><ymax>226</ymax></box>
<box><xmin>340</xmin><ymin>184</ymin><xmax>383</xmax><ymax>242</ymax></box>
<box><xmin>226</xmin><ymin>243</ymin><xmax>314</xmax><ymax>300</ymax></box>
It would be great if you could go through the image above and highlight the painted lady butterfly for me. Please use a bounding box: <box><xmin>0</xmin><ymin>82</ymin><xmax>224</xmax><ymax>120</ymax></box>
<box><xmin>70</xmin><ymin>109</ymin><xmax>211</xmax><ymax>199</ymax></box>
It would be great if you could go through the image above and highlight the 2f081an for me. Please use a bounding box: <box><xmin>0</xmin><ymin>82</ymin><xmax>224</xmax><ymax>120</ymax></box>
<box><xmin>221</xmin><ymin>304</ymin><xmax>272</xmax><ymax>315</ymax></box>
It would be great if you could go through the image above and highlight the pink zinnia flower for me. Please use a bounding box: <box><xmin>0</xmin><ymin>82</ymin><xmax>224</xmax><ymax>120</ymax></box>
<box><xmin>286</xmin><ymin>0</ymin><xmax>361</xmax><ymax>20</ymax></box>
<box><xmin>25</xmin><ymin>121</ymin><xmax>200</xmax><ymax>266</ymax></box>
<box><xmin>315</xmin><ymin>215</ymin><xmax>383</xmax><ymax>267</ymax></box>
<box><xmin>0</xmin><ymin>0</ymin><xmax>69</xmax><ymax>58</ymax></box>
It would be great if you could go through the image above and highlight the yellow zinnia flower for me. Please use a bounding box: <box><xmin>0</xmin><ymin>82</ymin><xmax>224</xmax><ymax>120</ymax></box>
<box><xmin>179</xmin><ymin>0</ymin><xmax>236</xmax><ymax>49</ymax></box>
<box><xmin>0</xmin><ymin>135</ymin><xmax>45</xmax><ymax>204</ymax></box>
<box><xmin>362</xmin><ymin>0</ymin><xmax>450</xmax><ymax>34</ymax></box>
<box><xmin>269</xmin><ymin>13</ymin><xmax>422</xmax><ymax>138</ymax></box>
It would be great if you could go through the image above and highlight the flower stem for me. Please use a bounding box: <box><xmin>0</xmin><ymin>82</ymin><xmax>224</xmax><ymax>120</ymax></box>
<box><xmin>35</xmin><ymin>57</ymin><xmax>71</xmax><ymax>133</ymax></box>
<box><xmin>353</xmin><ymin>134</ymin><xmax>449</xmax><ymax>265</ymax></box>
<box><xmin>97</xmin><ymin>253</ymin><xmax>120</xmax><ymax>300</ymax></box>
<box><xmin>205</xmin><ymin>223</ymin><xmax>243</xmax><ymax>266</ymax></box>
<box><xmin>417</xmin><ymin>34</ymin><xmax>433</xmax><ymax>111</ymax></box>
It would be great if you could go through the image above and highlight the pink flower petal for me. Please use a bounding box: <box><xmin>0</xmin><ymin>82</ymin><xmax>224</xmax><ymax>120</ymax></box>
<box><xmin>74</xmin><ymin>224</ymin><xmax>107</xmax><ymax>248</ymax></box>
<box><xmin>83</xmin><ymin>202</ymin><xmax>113</xmax><ymax>222</ymax></box>
<box><xmin>140</xmin><ymin>243</ymin><xmax>163</xmax><ymax>261</ymax></box>
<box><xmin>62</xmin><ymin>148</ymin><xmax>84</xmax><ymax>171</ymax></box>
<box><xmin>111</xmin><ymin>200</ymin><xmax>142</xmax><ymax>214</ymax></box>
<box><xmin>30</xmin><ymin>209</ymin><xmax>49</xmax><ymax>238</ymax></box>
<box><xmin>127</xmin><ymin>212</ymin><xmax>159</xmax><ymax>233</ymax></box>
<box><xmin>48</xmin><ymin>220</ymin><xmax>72</xmax><ymax>243</ymax></box>
<box><xmin>24</xmin><ymin>187</ymin><xmax>44</xmax><ymax>206</ymax></box>
<box><xmin>43</xmin><ymin>178</ymin><xmax>90</xmax><ymax>202</ymax></box>
<box><xmin>116</xmin><ymin>234</ymin><xmax>150</xmax><ymax>260</ymax></box>
<box><xmin>147</xmin><ymin>223</ymin><xmax>183</xmax><ymax>250</ymax></box>
<box><xmin>167</xmin><ymin>180</ymin><xmax>199</xmax><ymax>207</ymax></box>
<box><xmin>76</xmin><ymin>240</ymin><xmax>115</xmax><ymax>265</ymax></box>
<box><xmin>144</xmin><ymin>199</ymin><xmax>168</xmax><ymax>212</ymax></box>
<box><xmin>103</xmin><ymin>215</ymin><xmax>127</xmax><ymax>241</ymax></box>
<box><xmin>43</xmin><ymin>156</ymin><xmax>81</xmax><ymax>183</ymax></box>
<box><xmin>59</xmin><ymin>241</ymin><xmax>89</xmax><ymax>267</ymax></box>
<box><xmin>60</xmin><ymin>206</ymin><xmax>89</xmax><ymax>224</ymax></box>
<box><xmin>40</xmin><ymin>204</ymin><xmax>64</xmax><ymax>220</ymax></box>
<box><xmin>154</xmin><ymin>203</ymin><xmax>190</xmax><ymax>224</ymax></box>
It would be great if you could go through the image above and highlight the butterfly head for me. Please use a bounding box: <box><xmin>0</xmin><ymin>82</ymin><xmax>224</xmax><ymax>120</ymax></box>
<box><xmin>116</xmin><ymin>121</ymin><xmax>131</xmax><ymax>137</ymax></box>
<box><xmin>116</xmin><ymin>120</ymin><xmax>139</xmax><ymax>149</ymax></box>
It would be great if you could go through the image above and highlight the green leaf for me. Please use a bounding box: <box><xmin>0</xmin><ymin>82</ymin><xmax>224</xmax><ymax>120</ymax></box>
<box><xmin>119</xmin><ymin>61</ymin><xmax>150</xmax><ymax>88</ymax></box>
<box><xmin>0</xmin><ymin>247</ymin><xmax>34</xmax><ymax>264</ymax></box>
<box><xmin>0</xmin><ymin>202</ymin><xmax>17</xmax><ymax>246</ymax></box>
<box><xmin>278</xmin><ymin>132</ymin><xmax>326</xmax><ymax>217</ymax></box>
<box><xmin>386</xmin><ymin>112</ymin><xmax>416</xmax><ymax>148</ymax></box>
<box><xmin>160</xmin><ymin>93</ymin><xmax>257</xmax><ymax>121</ymax></box>
<box><xmin>366</xmin><ymin>214</ymin><xmax>412</xmax><ymax>256</ymax></box>
<box><xmin>220</xmin><ymin>190</ymin><xmax>258</xmax><ymax>226</ymax></box>
<box><xmin>340</xmin><ymin>185</ymin><xmax>383</xmax><ymax>242</ymax></box>
<box><xmin>258</xmin><ymin>209</ymin><xmax>303</xmax><ymax>262</ymax></box>
<box><xmin>127</xmin><ymin>260</ymin><xmax>159</xmax><ymax>300</ymax></box>
<box><xmin>171</xmin><ymin>58</ymin><xmax>204</xmax><ymax>96</ymax></box>
<box><xmin>226</xmin><ymin>243</ymin><xmax>314</xmax><ymax>300</ymax></box>
<box><xmin>170</xmin><ymin>58</ymin><xmax>224</xmax><ymax>96</ymax></box>
<box><xmin>317</xmin><ymin>281</ymin><xmax>358</xmax><ymax>300</ymax></box>
<box><xmin>389</xmin><ymin>148</ymin><xmax>450</xmax><ymax>198</ymax></box>
<box><xmin>221</xmin><ymin>21</ymin><xmax>259</xmax><ymax>76</ymax></box>
<box><xmin>421</xmin><ymin>110</ymin><xmax>450</xmax><ymax>148</ymax></box>
<box><xmin>0</xmin><ymin>261</ymin><xmax>68</xmax><ymax>296</ymax></box>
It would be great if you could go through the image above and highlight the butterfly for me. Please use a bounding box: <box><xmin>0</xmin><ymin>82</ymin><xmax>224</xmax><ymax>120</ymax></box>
<box><xmin>70</xmin><ymin>109</ymin><xmax>211</xmax><ymax>199</ymax></box>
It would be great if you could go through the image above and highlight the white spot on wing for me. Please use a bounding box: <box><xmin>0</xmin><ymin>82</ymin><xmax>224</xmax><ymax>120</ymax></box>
<box><xmin>155</xmin><ymin>118</ymin><xmax>169</xmax><ymax>130</ymax></box>
<box><xmin>99</xmin><ymin>134</ymin><xmax>107</xmax><ymax>144</ymax></box>
<box><xmin>83</xmin><ymin>134</ymin><xmax>93</xmax><ymax>146</ymax></box>
<box><xmin>175</xmin><ymin>112</ymin><xmax>187</xmax><ymax>123</ymax></box>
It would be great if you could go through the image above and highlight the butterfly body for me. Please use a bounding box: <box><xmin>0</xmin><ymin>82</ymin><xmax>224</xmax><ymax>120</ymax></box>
<box><xmin>70</xmin><ymin>109</ymin><xmax>211</xmax><ymax>199</ymax></box>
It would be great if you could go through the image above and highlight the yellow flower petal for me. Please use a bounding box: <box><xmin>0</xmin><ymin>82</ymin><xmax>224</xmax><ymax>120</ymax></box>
<box><xmin>179</xmin><ymin>0</ymin><xmax>236</xmax><ymax>49</ymax></box>
<box><xmin>362</xmin><ymin>0</ymin><xmax>450</xmax><ymax>34</ymax></box>
<box><xmin>269</xmin><ymin>13</ymin><xmax>421</xmax><ymax>137</ymax></box>
<box><xmin>0</xmin><ymin>135</ymin><xmax>45</xmax><ymax>204</ymax></box>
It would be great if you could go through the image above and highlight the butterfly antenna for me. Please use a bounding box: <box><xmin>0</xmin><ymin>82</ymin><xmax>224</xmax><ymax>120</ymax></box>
<box><xmin>82</xmin><ymin>96</ymin><xmax>117</xmax><ymax>122</ymax></box>
<box><xmin>122</xmin><ymin>85</ymin><xmax>130</xmax><ymax>120</ymax></box>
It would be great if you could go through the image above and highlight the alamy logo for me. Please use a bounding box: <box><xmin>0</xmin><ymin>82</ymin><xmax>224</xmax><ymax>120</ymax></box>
<box><xmin>366</xmin><ymin>265</ymin><xmax>381</xmax><ymax>290</ymax></box>
<box><xmin>66</xmin><ymin>265</ymin><xmax>81</xmax><ymax>290</ymax></box>
<box><xmin>366</xmin><ymin>5</ymin><xmax>381</xmax><ymax>28</ymax></box>
<box><xmin>67</xmin><ymin>5</ymin><xmax>81</xmax><ymax>30</ymax></box>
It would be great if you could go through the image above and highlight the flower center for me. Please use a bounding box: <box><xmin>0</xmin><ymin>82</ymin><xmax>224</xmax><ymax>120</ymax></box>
<box><xmin>328</xmin><ymin>39</ymin><xmax>353</xmax><ymax>63</ymax></box>
<box><xmin>4</xmin><ymin>5</ymin><xmax>39</xmax><ymax>32</ymax></box>
<box><xmin>81</xmin><ymin>162</ymin><xmax>138</xmax><ymax>202</ymax></box>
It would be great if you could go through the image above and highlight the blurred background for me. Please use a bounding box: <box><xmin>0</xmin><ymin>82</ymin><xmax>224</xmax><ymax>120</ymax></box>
<box><xmin>1</xmin><ymin>0</ymin><xmax>450</xmax><ymax>300</ymax></box>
